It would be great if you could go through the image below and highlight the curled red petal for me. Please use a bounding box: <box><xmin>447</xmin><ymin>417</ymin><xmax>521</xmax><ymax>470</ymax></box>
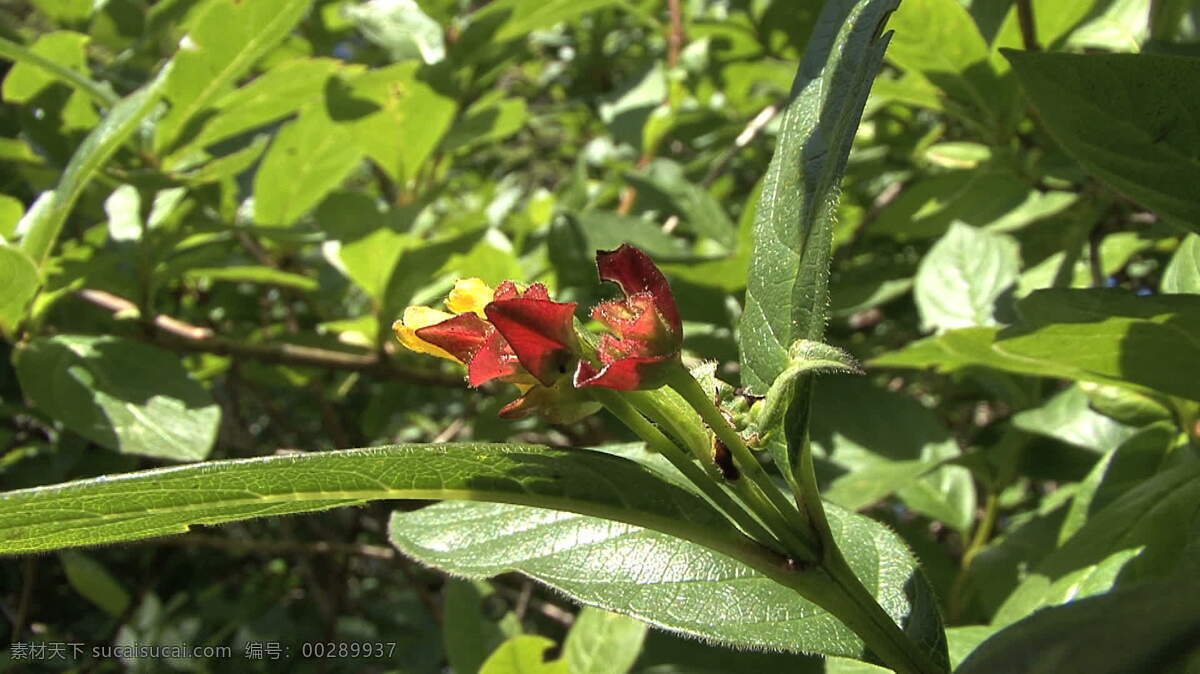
<box><xmin>414</xmin><ymin>313</ymin><xmax>492</xmax><ymax>363</ymax></box>
<box><xmin>485</xmin><ymin>298</ymin><xmax>578</xmax><ymax>386</ymax></box>
<box><xmin>467</xmin><ymin>330</ymin><xmax>523</xmax><ymax>387</ymax></box>
<box><xmin>595</xmin><ymin>245</ymin><xmax>680</xmax><ymax>335</ymax></box>
<box><xmin>493</xmin><ymin>280</ymin><xmax>551</xmax><ymax>302</ymax></box>
<box><xmin>573</xmin><ymin>353</ymin><xmax>675</xmax><ymax>391</ymax></box>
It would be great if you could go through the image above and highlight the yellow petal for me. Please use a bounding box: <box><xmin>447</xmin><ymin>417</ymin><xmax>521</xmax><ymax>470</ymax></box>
<box><xmin>393</xmin><ymin>306</ymin><xmax>459</xmax><ymax>362</ymax></box>
<box><xmin>445</xmin><ymin>278</ymin><xmax>494</xmax><ymax>317</ymax></box>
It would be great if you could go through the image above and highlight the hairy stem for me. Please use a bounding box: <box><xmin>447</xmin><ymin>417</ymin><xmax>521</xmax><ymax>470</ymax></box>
<box><xmin>589</xmin><ymin>388</ymin><xmax>784</xmax><ymax>550</ymax></box>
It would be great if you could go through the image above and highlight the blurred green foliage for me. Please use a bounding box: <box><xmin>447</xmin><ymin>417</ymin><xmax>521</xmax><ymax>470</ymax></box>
<box><xmin>2</xmin><ymin>0</ymin><xmax>1200</xmax><ymax>671</ymax></box>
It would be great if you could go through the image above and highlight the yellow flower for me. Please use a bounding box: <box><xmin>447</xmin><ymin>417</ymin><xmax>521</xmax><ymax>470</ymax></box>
<box><xmin>393</xmin><ymin>306</ymin><xmax>457</xmax><ymax>361</ymax></box>
<box><xmin>394</xmin><ymin>279</ymin><xmax>497</xmax><ymax>361</ymax></box>
<box><xmin>445</xmin><ymin>277</ymin><xmax>493</xmax><ymax>316</ymax></box>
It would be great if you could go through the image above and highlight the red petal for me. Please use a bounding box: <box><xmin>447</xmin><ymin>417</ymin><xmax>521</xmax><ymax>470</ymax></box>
<box><xmin>485</xmin><ymin>298</ymin><xmax>578</xmax><ymax>386</ymax></box>
<box><xmin>414</xmin><ymin>313</ymin><xmax>492</xmax><ymax>363</ymax></box>
<box><xmin>592</xmin><ymin>293</ymin><xmax>672</xmax><ymax>350</ymax></box>
<box><xmin>595</xmin><ymin>245</ymin><xmax>681</xmax><ymax>335</ymax></box>
<box><xmin>467</xmin><ymin>330</ymin><xmax>523</xmax><ymax>387</ymax></box>
<box><xmin>494</xmin><ymin>280</ymin><xmax>520</xmax><ymax>301</ymax></box>
<box><xmin>573</xmin><ymin>354</ymin><xmax>675</xmax><ymax>390</ymax></box>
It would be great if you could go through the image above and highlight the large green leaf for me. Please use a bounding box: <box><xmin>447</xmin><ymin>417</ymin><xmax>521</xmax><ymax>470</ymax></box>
<box><xmin>252</xmin><ymin>105</ymin><xmax>364</xmax><ymax>227</ymax></box>
<box><xmin>154</xmin><ymin>0</ymin><xmax>312</xmax><ymax>152</ymax></box>
<box><xmin>0</xmin><ymin>444</ymin><xmax>732</xmax><ymax>555</ymax></box>
<box><xmin>1004</xmin><ymin>51</ymin><xmax>1200</xmax><ymax>233</ymax></box>
<box><xmin>339</xmin><ymin>62</ymin><xmax>458</xmax><ymax>184</ymax></box>
<box><xmin>18</xmin><ymin>60</ymin><xmax>173</xmax><ymax>268</ymax></box>
<box><xmin>0</xmin><ymin>244</ymin><xmax>38</xmax><ymax>336</ymax></box>
<box><xmin>166</xmin><ymin>57</ymin><xmax>344</xmax><ymax>164</ymax></box>
<box><xmin>739</xmin><ymin>0</ymin><xmax>898</xmax><ymax>392</ymax></box>
<box><xmin>13</xmin><ymin>335</ymin><xmax>220</xmax><ymax>462</ymax></box>
<box><xmin>389</xmin><ymin>500</ymin><xmax>947</xmax><ymax>664</ymax></box>
<box><xmin>874</xmin><ymin>289</ymin><xmax>1200</xmax><ymax>402</ymax></box>
<box><xmin>913</xmin><ymin>222</ymin><xmax>1019</xmax><ymax>332</ymax></box>
<box><xmin>957</xmin><ymin>579</ymin><xmax>1200</xmax><ymax>674</ymax></box>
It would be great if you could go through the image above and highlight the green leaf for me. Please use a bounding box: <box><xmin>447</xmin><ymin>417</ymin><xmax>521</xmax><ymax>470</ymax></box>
<box><xmin>0</xmin><ymin>444</ymin><xmax>732</xmax><ymax>555</ymax></box>
<box><xmin>874</xmin><ymin>290</ymin><xmax>1200</xmax><ymax>402</ymax></box>
<box><xmin>13</xmin><ymin>335</ymin><xmax>219</xmax><ymax>462</ymax></box>
<box><xmin>0</xmin><ymin>33</ymin><xmax>117</xmax><ymax>108</ymax></box>
<box><xmin>1004</xmin><ymin>50</ymin><xmax>1200</xmax><ymax>233</ymax></box>
<box><xmin>0</xmin><ymin>244</ymin><xmax>39</xmax><ymax>336</ymax></box>
<box><xmin>957</xmin><ymin>579</ymin><xmax>1200</xmax><ymax>674</ymax></box>
<box><xmin>474</xmin><ymin>0</ymin><xmax>626</xmax><ymax>44</ymax></box>
<box><xmin>871</xmin><ymin>171</ymin><xmax>1065</xmax><ymax>240</ymax></box>
<box><xmin>810</xmin><ymin>377</ymin><xmax>975</xmax><ymax>533</ymax></box>
<box><xmin>739</xmin><ymin>0</ymin><xmax>898</xmax><ymax>392</ymax></box>
<box><xmin>1036</xmin><ymin>456</ymin><xmax>1200</xmax><ymax>584</ymax></box>
<box><xmin>154</xmin><ymin>0</ymin><xmax>313</xmax><ymax>152</ymax></box>
<box><xmin>884</xmin><ymin>0</ymin><xmax>1009</xmax><ymax>128</ymax></box>
<box><xmin>389</xmin><ymin>500</ymin><xmax>947</xmax><ymax>664</ymax></box>
<box><xmin>991</xmin><ymin>547</ymin><xmax>1142</xmax><ymax>628</ymax></box>
<box><xmin>60</xmin><ymin>550</ymin><xmax>131</xmax><ymax>617</ymax></box>
<box><xmin>563</xmin><ymin>607</ymin><xmax>648</xmax><ymax>674</ymax></box>
<box><xmin>444</xmin><ymin>579</ymin><xmax>522</xmax><ymax>674</ymax></box>
<box><xmin>1162</xmin><ymin>234</ymin><xmax>1200</xmax><ymax>294</ymax></box>
<box><xmin>18</xmin><ymin>60</ymin><xmax>173</xmax><ymax>268</ymax></box>
<box><xmin>252</xmin><ymin>104</ymin><xmax>364</xmax><ymax>227</ymax></box>
<box><xmin>913</xmin><ymin>222</ymin><xmax>1020</xmax><ymax>332</ymax></box>
<box><xmin>1057</xmin><ymin>424</ymin><xmax>1177</xmax><ymax>544</ymax></box>
<box><xmin>167</xmin><ymin>57</ymin><xmax>344</xmax><ymax>162</ymax></box>
<box><xmin>0</xmin><ymin>194</ymin><xmax>24</xmax><ymax>239</ymax></box>
<box><xmin>339</xmin><ymin>62</ymin><xmax>458</xmax><ymax>184</ymax></box>
<box><xmin>442</xmin><ymin>94</ymin><xmax>529</xmax><ymax>153</ymax></box>
<box><xmin>480</xmin><ymin>635</ymin><xmax>567</xmax><ymax>674</ymax></box>
<box><xmin>1011</xmin><ymin>386</ymin><xmax>1139</xmax><ymax>453</ymax></box>
<box><xmin>345</xmin><ymin>0</ymin><xmax>445</xmax><ymax>64</ymax></box>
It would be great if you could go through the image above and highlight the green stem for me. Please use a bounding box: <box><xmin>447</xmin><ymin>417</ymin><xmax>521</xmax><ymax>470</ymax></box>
<box><xmin>667</xmin><ymin>367</ymin><xmax>820</xmax><ymax>558</ymax></box>
<box><xmin>588</xmin><ymin>389</ymin><xmax>784</xmax><ymax>550</ymax></box>
<box><xmin>949</xmin><ymin>490</ymin><xmax>999</xmax><ymax>622</ymax></box>
<box><xmin>817</xmin><ymin>549</ymin><xmax>948</xmax><ymax>674</ymax></box>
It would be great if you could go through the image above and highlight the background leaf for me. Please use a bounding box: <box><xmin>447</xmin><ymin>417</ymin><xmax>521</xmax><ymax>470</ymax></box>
<box><xmin>913</xmin><ymin>222</ymin><xmax>1020</xmax><ymax>331</ymax></box>
<box><xmin>1005</xmin><ymin>50</ymin><xmax>1200</xmax><ymax>232</ymax></box>
<box><xmin>13</xmin><ymin>335</ymin><xmax>220</xmax><ymax>462</ymax></box>
<box><xmin>1162</xmin><ymin>234</ymin><xmax>1200</xmax><ymax>294</ymax></box>
<box><xmin>563</xmin><ymin>607</ymin><xmax>647</xmax><ymax>674</ymax></box>
<box><xmin>957</xmin><ymin>579</ymin><xmax>1200</xmax><ymax>674</ymax></box>
<box><xmin>155</xmin><ymin>0</ymin><xmax>312</xmax><ymax>152</ymax></box>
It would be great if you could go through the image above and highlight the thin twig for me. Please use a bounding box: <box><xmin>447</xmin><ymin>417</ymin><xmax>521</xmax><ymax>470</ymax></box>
<box><xmin>667</xmin><ymin>0</ymin><xmax>685</xmax><ymax>69</ymax></box>
<box><xmin>433</xmin><ymin>417</ymin><xmax>467</xmax><ymax>443</ymax></box>
<box><xmin>493</xmin><ymin>582</ymin><xmax>575</xmax><ymax>627</ymax></box>
<box><xmin>1015</xmin><ymin>0</ymin><xmax>1040</xmax><ymax>51</ymax></box>
<box><xmin>77</xmin><ymin>289</ymin><xmax>460</xmax><ymax>386</ymax></box>
<box><xmin>13</xmin><ymin>557</ymin><xmax>35</xmax><ymax>641</ymax></box>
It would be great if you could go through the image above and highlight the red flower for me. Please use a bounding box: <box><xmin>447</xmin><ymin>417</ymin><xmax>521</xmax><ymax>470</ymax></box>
<box><xmin>574</xmin><ymin>245</ymin><xmax>683</xmax><ymax>390</ymax></box>
<box><xmin>411</xmin><ymin>280</ymin><xmax>589</xmax><ymax>420</ymax></box>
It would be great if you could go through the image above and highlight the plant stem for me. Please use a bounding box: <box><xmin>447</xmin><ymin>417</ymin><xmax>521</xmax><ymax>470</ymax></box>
<box><xmin>589</xmin><ymin>388</ymin><xmax>785</xmax><ymax>551</ymax></box>
<box><xmin>817</xmin><ymin>549</ymin><xmax>948</xmax><ymax>674</ymax></box>
<box><xmin>666</xmin><ymin>368</ymin><xmax>820</xmax><ymax>559</ymax></box>
<box><xmin>1015</xmin><ymin>0</ymin><xmax>1040</xmax><ymax>51</ymax></box>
